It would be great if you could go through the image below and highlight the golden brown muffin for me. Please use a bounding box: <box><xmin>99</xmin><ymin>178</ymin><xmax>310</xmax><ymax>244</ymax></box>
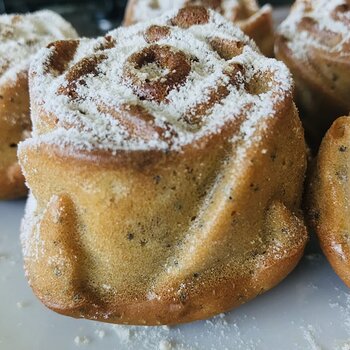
<box><xmin>124</xmin><ymin>0</ymin><xmax>274</xmax><ymax>56</ymax></box>
<box><xmin>275</xmin><ymin>0</ymin><xmax>350</xmax><ymax>149</ymax></box>
<box><xmin>308</xmin><ymin>115</ymin><xmax>350</xmax><ymax>287</ymax></box>
<box><xmin>0</xmin><ymin>10</ymin><xmax>78</xmax><ymax>200</ymax></box>
<box><xmin>19</xmin><ymin>6</ymin><xmax>307</xmax><ymax>325</ymax></box>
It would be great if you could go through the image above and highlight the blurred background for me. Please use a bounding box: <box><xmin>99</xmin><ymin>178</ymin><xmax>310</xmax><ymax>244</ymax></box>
<box><xmin>0</xmin><ymin>0</ymin><xmax>291</xmax><ymax>36</ymax></box>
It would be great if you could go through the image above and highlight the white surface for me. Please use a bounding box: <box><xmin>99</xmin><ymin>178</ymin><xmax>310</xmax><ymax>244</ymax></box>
<box><xmin>1</xmin><ymin>200</ymin><xmax>350</xmax><ymax>350</ymax></box>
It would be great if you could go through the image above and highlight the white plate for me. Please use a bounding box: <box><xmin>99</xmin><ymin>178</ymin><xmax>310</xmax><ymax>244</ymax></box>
<box><xmin>1</xmin><ymin>200</ymin><xmax>350</xmax><ymax>350</ymax></box>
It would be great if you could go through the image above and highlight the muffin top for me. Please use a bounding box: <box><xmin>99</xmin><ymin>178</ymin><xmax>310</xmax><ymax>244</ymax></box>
<box><xmin>278</xmin><ymin>0</ymin><xmax>350</xmax><ymax>60</ymax></box>
<box><xmin>0</xmin><ymin>10</ymin><xmax>77</xmax><ymax>85</ymax></box>
<box><xmin>29</xmin><ymin>6</ymin><xmax>292</xmax><ymax>153</ymax></box>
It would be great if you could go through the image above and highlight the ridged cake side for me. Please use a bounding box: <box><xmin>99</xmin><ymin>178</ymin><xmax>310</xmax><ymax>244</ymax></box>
<box><xmin>19</xmin><ymin>7</ymin><xmax>308</xmax><ymax>324</ymax></box>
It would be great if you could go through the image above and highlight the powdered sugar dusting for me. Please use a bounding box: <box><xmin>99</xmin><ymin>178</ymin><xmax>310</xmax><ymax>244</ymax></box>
<box><xmin>0</xmin><ymin>10</ymin><xmax>77</xmax><ymax>86</ymax></box>
<box><xmin>302</xmin><ymin>325</ymin><xmax>322</xmax><ymax>350</ymax></box>
<box><xmin>20</xmin><ymin>192</ymin><xmax>40</xmax><ymax>259</ymax></box>
<box><xmin>25</xmin><ymin>8</ymin><xmax>292</xmax><ymax>155</ymax></box>
<box><xmin>332</xmin><ymin>242</ymin><xmax>347</xmax><ymax>260</ymax></box>
<box><xmin>104</xmin><ymin>313</ymin><xmax>259</xmax><ymax>349</ymax></box>
<box><xmin>278</xmin><ymin>0</ymin><xmax>350</xmax><ymax>60</ymax></box>
<box><xmin>128</xmin><ymin>0</ymin><xmax>258</xmax><ymax>24</ymax></box>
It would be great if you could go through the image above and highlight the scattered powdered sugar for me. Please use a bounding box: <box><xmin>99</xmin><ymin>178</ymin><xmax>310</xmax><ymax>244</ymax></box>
<box><xmin>24</xmin><ymin>8</ymin><xmax>292</xmax><ymax>155</ymax></box>
<box><xmin>95</xmin><ymin>329</ymin><xmax>106</xmax><ymax>339</ymax></box>
<box><xmin>20</xmin><ymin>192</ymin><xmax>39</xmax><ymax>259</ymax></box>
<box><xmin>278</xmin><ymin>0</ymin><xmax>350</xmax><ymax>59</ymax></box>
<box><xmin>16</xmin><ymin>301</ymin><xmax>30</xmax><ymax>309</ymax></box>
<box><xmin>90</xmin><ymin>313</ymin><xmax>261</xmax><ymax>349</ymax></box>
<box><xmin>109</xmin><ymin>323</ymin><xmax>192</xmax><ymax>349</ymax></box>
<box><xmin>158</xmin><ymin>339</ymin><xmax>173</xmax><ymax>350</ymax></box>
<box><xmin>332</xmin><ymin>242</ymin><xmax>346</xmax><ymax>260</ymax></box>
<box><xmin>74</xmin><ymin>335</ymin><xmax>91</xmax><ymax>346</ymax></box>
<box><xmin>0</xmin><ymin>10</ymin><xmax>77</xmax><ymax>86</ymax></box>
<box><xmin>301</xmin><ymin>325</ymin><xmax>322</xmax><ymax>350</ymax></box>
<box><xmin>111</xmin><ymin>325</ymin><xmax>132</xmax><ymax>343</ymax></box>
<box><xmin>331</xmin><ymin>242</ymin><xmax>346</xmax><ymax>260</ymax></box>
<box><xmin>129</xmin><ymin>0</ymin><xmax>193</xmax><ymax>23</ymax></box>
<box><xmin>329</xmin><ymin>291</ymin><xmax>350</xmax><ymax>334</ymax></box>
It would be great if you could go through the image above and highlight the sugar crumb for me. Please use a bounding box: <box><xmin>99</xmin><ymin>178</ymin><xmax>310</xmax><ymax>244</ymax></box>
<box><xmin>159</xmin><ymin>339</ymin><xmax>172</xmax><ymax>350</ymax></box>
<box><xmin>16</xmin><ymin>301</ymin><xmax>29</xmax><ymax>309</ymax></box>
<box><xmin>74</xmin><ymin>336</ymin><xmax>90</xmax><ymax>346</ymax></box>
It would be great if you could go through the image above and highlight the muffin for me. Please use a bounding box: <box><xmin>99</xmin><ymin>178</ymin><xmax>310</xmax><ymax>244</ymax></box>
<box><xmin>0</xmin><ymin>10</ymin><xmax>78</xmax><ymax>199</ymax></box>
<box><xmin>275</xmin><ymin>0</ymin><xmax>350</xmax><ymax>149</ymax></box>
<box><xmin>308</xmin><ymin>115</ymin><xmax>350</xmax><ymax>287</ymax></box>
<box><xmin>19</xmin><ymin>6</ymin><xmax>307</xmax><ymax>325</ymax></box>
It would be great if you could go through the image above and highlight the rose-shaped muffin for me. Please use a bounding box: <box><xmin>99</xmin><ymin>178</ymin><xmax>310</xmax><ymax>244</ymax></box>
<box><xmin>124</xmin><ymin>0</ymin><xmax>274</xmax><ymax>56</ymax></box>
<box><xmin>275</xmin><ymin>0</ymin><xmax>350</xmax><ymax>149</ymax></box>
<box><xmin>19</xmin><ymin>6</ymin><xmax>307</xmax><ymax>325</ymax></box>
<box><xmin>0</xmin><ymin>10</ymin><xmax>77</xmax><ymax>199</ymax></box>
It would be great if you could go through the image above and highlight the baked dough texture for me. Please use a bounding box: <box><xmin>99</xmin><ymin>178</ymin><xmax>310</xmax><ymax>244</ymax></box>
<box><xmin>19</xmin><ymin>6</ymin><xmax>307</xmax><ymax>325</ymax></box>
<box><xmin>275</xmin><ymin>0</ymin><xmax>350</xmax><ymax>149</ymax></box>
<box><xmin>308</xmin><ymin>116</ymin><xmax>350</xmax><ymax>287</ymax></box>
<box><xmin>124</xmin><ymin>0</ymin><xmax>274</xmax><ymax>56</ymax></box>
<box><xmin>0</xmin><ymin>10</ymin><xmax>77</xmax><ymax>199</ymax></box>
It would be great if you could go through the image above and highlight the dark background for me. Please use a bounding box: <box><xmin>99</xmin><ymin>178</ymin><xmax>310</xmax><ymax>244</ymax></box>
<box><xmin>0</xmin><ymin>0</ymin><xmax>292</xmax><ymax>36</ymax></box>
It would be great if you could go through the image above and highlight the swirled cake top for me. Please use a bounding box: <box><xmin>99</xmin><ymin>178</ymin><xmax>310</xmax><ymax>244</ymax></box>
<box><xmin>278</xmin><ymin>0</ymin><xmax>350</xmax><ymax>59</ymax></box>
<box><xmin>126</xmin><ymin>0</ymin><xmax>259</xmax><ymax>24</ymax></box>
<box><xmin>0</xmin><ymin>10</ymin><xmax>77</xmax><ymax>85</ymax></box>
<box><xmin>29</xmin><ymin>6</ymin><xmax>292</xmax><ymax>153</ymax></box>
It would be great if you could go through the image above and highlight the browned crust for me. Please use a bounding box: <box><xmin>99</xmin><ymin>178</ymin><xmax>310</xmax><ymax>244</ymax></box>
<box><xmin>307</xmin><ymin>116</ymin><xmax>350</xmax><ymax>287</ymax></box>
<box><xmin>0</xmin><ymin>72</ymin><xmax>30</xmax><ymax>200</ymax></box>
